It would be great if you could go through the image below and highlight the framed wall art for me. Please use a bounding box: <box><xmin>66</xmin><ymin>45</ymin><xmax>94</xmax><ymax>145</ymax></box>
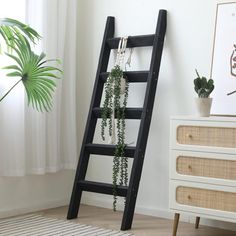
<box><xmin>211</xmin><ymin>2</ymin><xmax>236</xmax><ymax>115</ymax></box>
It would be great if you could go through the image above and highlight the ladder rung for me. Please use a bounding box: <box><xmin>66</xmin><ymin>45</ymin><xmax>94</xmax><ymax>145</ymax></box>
<box><xmin>107</xmin><ymin>34</ymin><xmax>155</xmax><ymax>49</ymax></box>
<box><xmin>78</xmin><ymin>180</ymin><xmax>128</xmax><ymax>197</ymax></box>
<box><xmin>85</xmin><ymin>143</ymin><xmax>136</xmax><ymax>157</ymax></box>
<box><xmin>92</xmin><ymin>107</ymin><xmax>143</xmax><ymax>119</ymax></box>
<box><xmin>100</xmin><ymin>71</ymin><xmax>149</xmax><ymax>83</ymax></box>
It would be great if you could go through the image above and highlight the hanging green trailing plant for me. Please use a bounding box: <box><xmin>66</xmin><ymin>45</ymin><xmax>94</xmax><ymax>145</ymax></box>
<box><xmin>101</xmin><ymin>64</ymin><xmax>129</xmax><ymax>211</ymax></box>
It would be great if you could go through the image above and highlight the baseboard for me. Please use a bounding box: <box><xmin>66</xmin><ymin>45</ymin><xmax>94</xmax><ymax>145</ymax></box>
<box><xmin>82</xmin><ymin>194</ymin><xmax>236</xmax><ymax>231</ymax></box>
<box><xmin>189</xmin><ymin>216</ymin><xmax>236</xmax><ymax>232</ymax></box>
<box><xmin>0</xmin><ymin>198</ymin><xmax>69</xmax><ymax>219</ymax></box>
<box><xmin>81</xmin><ymin>194</ymin><xmax>187</xmax><ymax>221</ymax></box>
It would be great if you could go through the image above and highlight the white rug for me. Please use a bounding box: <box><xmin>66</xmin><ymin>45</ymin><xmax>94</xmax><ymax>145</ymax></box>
<box><xmin>0</xmin><ymin>214</ymin><xmax>134</xmax><ymax>236</ymax></box>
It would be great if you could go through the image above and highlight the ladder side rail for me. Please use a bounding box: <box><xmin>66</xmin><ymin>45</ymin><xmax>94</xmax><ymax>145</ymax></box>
<box><xmin>67</xmin><ymin>16</ymin><xmax>115</xmax><ymax>219</ymax></box>
<box><xmin>121</xmin><ymin>10</ymin><xmax>167</xmax><ymax>230</ymax></box>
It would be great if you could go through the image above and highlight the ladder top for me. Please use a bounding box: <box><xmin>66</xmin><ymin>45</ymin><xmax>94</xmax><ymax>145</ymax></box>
<box><xmin>107</xmin><ymin>34</ymin><xmax>155</xmax><ymax>49</ymax></box>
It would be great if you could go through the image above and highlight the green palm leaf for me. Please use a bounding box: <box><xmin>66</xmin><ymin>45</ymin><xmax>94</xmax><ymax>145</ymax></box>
<box><xmin>2</xmin><ymin>37</ymin><xmax>62</xmax><ymax>112</ymax></box>
<box><xmin>0</xmin><ymin>18</ymin><xmax>40</xmax><ymax>49</ymax></box>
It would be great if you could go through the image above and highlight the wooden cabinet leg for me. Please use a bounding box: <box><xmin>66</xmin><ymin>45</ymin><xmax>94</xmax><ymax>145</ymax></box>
<box><xmin>195</xmin><ymin>217</ymin><xmax>200</xmax><ymax>229</ymax></box>
<box><xmin>172</xmin><ymin>213</ymin><xmax>180</xmax><ymax>236</ymax></box>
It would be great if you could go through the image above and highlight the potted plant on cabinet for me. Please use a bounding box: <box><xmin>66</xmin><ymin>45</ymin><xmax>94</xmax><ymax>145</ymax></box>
<box><xmin>0</xmin><ymin>18</ymin><xmax>61</xmax><ymax>111</ymax></box>
<box><xmin>194</xmin><ymin>70</ymin><xmax>214</xmax><ymax>117</ymax></box>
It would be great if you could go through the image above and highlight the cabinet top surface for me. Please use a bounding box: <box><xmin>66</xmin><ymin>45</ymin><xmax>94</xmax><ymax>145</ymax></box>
<box><xmin>171</xmin><ymin>115</ymin><xmax>236</xmax><ymax>123</ymax></box>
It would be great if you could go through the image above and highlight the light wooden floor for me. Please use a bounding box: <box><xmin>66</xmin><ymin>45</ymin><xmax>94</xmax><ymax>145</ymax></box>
<box><xmin>38</xmin><ymin>205</ymin><xmax>236</xmax><ymax>236</ymax></box>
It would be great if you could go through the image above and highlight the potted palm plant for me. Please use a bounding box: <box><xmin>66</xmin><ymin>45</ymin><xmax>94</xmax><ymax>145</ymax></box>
<box><xmin>0</xmin><ymin>18</ymin><xmax>61</xmax><ymax>111</ymax></box>
<box><xmin>194</xmin><ymin>70</ymin><xmax>214</xmax><ymax>117</ymax></box>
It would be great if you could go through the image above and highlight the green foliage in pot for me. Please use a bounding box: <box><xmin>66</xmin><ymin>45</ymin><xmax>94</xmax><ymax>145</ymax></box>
<box><xmin>101</xmin><ymin>65</ymin><xmax>129</xmax><ymax>211</ymax></box>
<box><xmin>194</xmin><ymin>69</ymin><xmax>214</xmax><ymax>98</ymax></box>
<box><xmin>0</xmin><ymin>18</ymin><xmax>61</xmax><ymax>112</ymax></box>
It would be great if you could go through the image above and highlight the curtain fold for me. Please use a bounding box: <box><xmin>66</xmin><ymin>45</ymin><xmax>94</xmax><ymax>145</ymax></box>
<box><xmin>0</xmin><ymin>0</ymin><xmax>78</xmax><ymax>176</ymax></box>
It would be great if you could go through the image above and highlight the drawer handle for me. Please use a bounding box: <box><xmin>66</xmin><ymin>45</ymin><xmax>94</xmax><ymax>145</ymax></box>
<box><xmin>188</xmin><ymin>165</ymin><xmax>192</xmax><ymax>170</ymax></box>
<box><xmin>187</xmin><ymin>195</ymin><xmax>192</xmax><ymax>200</ymax></box>
<box><xmin>186</xmin><ymin>134</ymin><xmax>193</xmax><ymax>139</ymax></box>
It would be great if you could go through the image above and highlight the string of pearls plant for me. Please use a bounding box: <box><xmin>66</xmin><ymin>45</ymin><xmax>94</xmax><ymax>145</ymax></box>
<box><xmin>101</xmin><ymin>37</ymin><xmax>132</xmax><ymax>211</ymax></box>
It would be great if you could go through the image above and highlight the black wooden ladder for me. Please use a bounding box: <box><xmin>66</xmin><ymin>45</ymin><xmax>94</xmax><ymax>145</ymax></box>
<box><xmin>67</xmin><ymin>10</ymin><xmax>167</xmax><ymax>230</ymax></box>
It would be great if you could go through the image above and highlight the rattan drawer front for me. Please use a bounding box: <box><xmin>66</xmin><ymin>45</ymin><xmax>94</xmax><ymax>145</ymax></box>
<box><xmin>176</xmin><ymin>186</ymin><xmax>236</xmax><ymax>212</ymax></box>
<box><xmin>177</xmin><ymin>126</ymin><xmax>236</xmax><ymax>148</ymax></box>
<box><xmin>176</xmin><ymin>156</ymin><xmax>236</xmax><ymax>180</ymax></box>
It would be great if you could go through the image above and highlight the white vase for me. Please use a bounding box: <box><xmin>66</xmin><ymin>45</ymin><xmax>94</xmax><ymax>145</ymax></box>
<box><xmin>195</xmin><ymin>97</ymin><xmax>213</xmax><ymax>117</ymax></box>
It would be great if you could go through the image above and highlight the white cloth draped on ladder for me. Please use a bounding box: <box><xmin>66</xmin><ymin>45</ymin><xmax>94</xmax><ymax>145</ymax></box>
<box><xmin>0</xmin><ymin>0</ymin><xmax>78</xmax><ymax>176</ymax></box>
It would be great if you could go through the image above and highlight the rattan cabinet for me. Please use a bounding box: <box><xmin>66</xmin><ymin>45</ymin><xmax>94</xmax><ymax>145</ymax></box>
<box><xmin>169</xmin><ymin>116</ymin><xmax>236</xmax><ymax>236</ymax></box>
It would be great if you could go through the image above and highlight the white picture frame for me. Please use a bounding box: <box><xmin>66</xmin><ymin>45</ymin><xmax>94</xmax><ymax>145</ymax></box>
<box><xmin>211</xmin><ymin>2</ymin><xmax>236</xmax><ymax>116</ymax></box>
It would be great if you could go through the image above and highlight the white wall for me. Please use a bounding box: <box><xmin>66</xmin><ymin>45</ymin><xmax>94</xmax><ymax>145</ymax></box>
<box><xmin>77</xmin><ymin>0</ymin><xmax>236</xmax><ymax>231</ymax></box>
<box><xmin>0</xmin><ymin>171</ymin><xmax>75</xmax><ymax>218</ymax></box>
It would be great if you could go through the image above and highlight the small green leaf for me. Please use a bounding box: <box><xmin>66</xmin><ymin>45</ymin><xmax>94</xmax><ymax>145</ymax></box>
<box><xmin>6</xmin><ymin>71</ymin><xmax>21</xmax><ymax>77</ymax></box>
<box><xmin>3</xmin><ymin>65</ymin><xmax>21</xmax><ymax>71</ymax></box>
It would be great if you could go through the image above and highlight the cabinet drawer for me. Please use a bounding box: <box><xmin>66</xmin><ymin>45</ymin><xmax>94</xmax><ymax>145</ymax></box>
<box><xmin>177</xmin><ymin>156</ymin><xmax>236</xmax><ymax>180</ymax></box>
<box><xmin>177</xmin><ymin>126</ymin><xmax>236</xmax><ymax>148</ymax></box>
<box><xmin>170</xmin><ymin>180</ymin><xmax>236</xmax><ymax>222</ymax></box>
<box><xmin>170</xmin><ymin>150</ymin><xmax>236</xmax><ymax>187</ymax></box>
<box><xmin>176</xmin><ymin>186</ymin><xmax>236</xmax><ymax>213</ymax></box>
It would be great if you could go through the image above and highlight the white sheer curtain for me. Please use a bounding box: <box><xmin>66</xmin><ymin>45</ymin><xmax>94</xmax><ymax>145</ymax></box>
<box><xmin>0</xmin><ymin>0</ymin><xmax>78</xmax><ymax>176</ymax></box>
